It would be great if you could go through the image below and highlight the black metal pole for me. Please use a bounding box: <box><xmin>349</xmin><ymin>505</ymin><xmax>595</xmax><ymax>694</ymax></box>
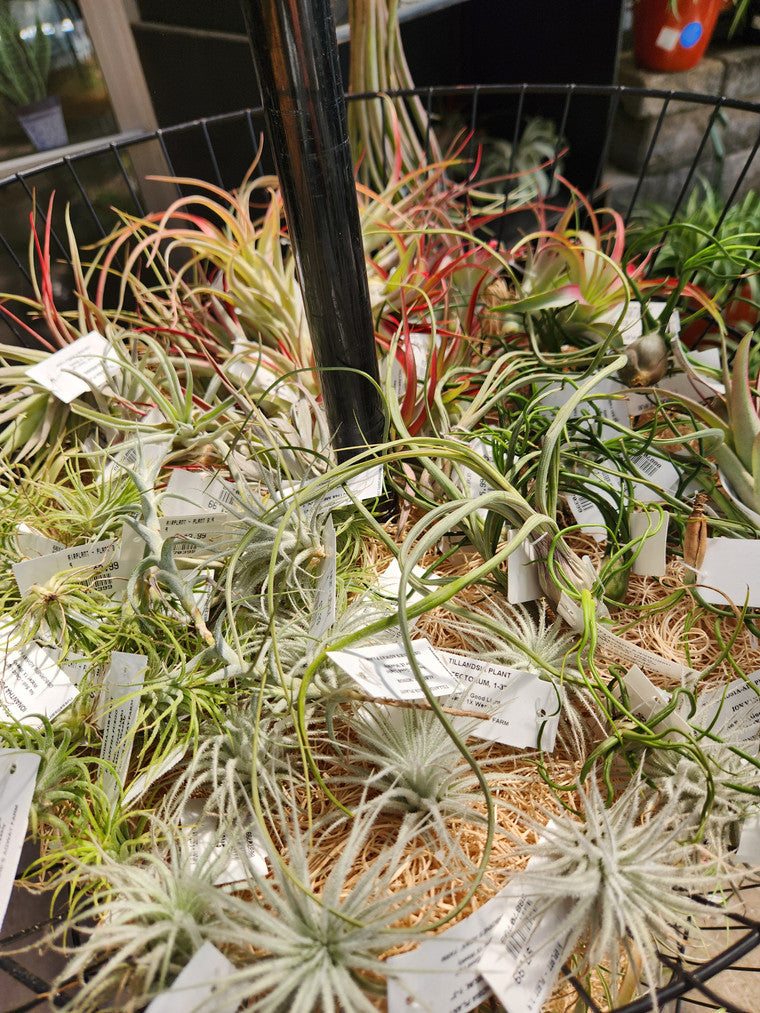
<box><xmin>239</xmin><ymin>0</ymin><xmax>384</xmax><ymax>459</ymax></box>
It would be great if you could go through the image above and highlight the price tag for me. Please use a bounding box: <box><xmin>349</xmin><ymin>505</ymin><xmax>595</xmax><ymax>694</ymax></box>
<box><xmin>145</xmin><ymin>940</ymin><xmax>238</xmax><ymax>1013</ymax></box>
<box><xmin>437</xmin><ymin>652</ymin><xmax>560</xmax><ymax>750</ymax></box>
<box><xmin>506</xmin><ymin>534</ymin><xmax>542</xmax><ymax>604</ymax></box>
<box><xmin>163</xmin><ymin>469</ymin><xmax>237</xmax><ymax>516</ymax></box>
<box><xmin>697</xmin><ymin>668</ymin><xmax>760</xmax><ymax>740</ymax></box>
<box><xmin>478</xmin><ymin>882</ymin><xmax>575</xmax><ymax>1013</ymax></box>
<box><xmin>13</xmin><ymin>538</ymin><xmax>132</xmax><ymax>600</ymax></box>
<box><xmin>0</xmin><ymin>751</ymin><xmax>40</xmax><ymax>930</ymax></box>
<box><xmin>565</xmin><ymin>473</ymin><xmax>622</xmax><ymax>543</ymax></box>
<box><xmin>14</xmin><ymin>524</ymin><xmax>64</xmax><ymax>558</ymax></box>
<box><xmin>310</xmin><ymin>515</ymin><xmax>336</xmax><ymax>639</ymax></box>
<box><xmin>327</xmin><ymin>639</ymin><xmax>458</xmax><ymax>701</ymax></box>
<box><xmin>26</xmin><ymin>331</ymin><xmax>120</xmax><ymax>403</ymax></box>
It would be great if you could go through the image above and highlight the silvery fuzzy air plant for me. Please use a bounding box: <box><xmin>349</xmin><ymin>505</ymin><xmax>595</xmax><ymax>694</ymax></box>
<box><xmin>504</xmin><ymin>767</ymin><xmax>741</xmax><ymax>1010</ymax></box>
<box><xmin>159</xmin><ymin>708</ymin><xmax>316</xmax><ymax>830</ymax></box>
<box><xmin>647</xmin><ymin>691</ymin><xmax>760</xmax><ymax>857</ymax></box>
<box><xmin>219</xmin><ymin>786</ymin><xmax>461</xmax><ymax>1013</ymax></box>
<box><xmin>330</xmin><ymin>700</ymin><xmax>517</xmax><ymax>872</ymax></box>
<box><xmin>53</xmin><ymin>817</ymin><xmax>248</xmax><ymax>1012</ymax></box>
<box><xmin>67</xmin><ymin>790</ymin><xmax>451</xmax><ymax>1013</ymax></box>
<box><xmin>445</xmin><ymin>597</ymin><xmax>605</xmax><ymax>756</ymax></box>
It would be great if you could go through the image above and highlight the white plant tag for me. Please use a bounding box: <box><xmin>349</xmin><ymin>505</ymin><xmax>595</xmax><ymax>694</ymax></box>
<box><xmin>478</xmin><ymin>881</ymin><xmax>574</xmax><ymax>1013</ymax></box>
<box><xmin>506</xmin><ymin>534</ymin><xmax>542</xmax><ymax>605</ymax></box>
<box><xmin>14</xmin><ymin>524</ymin><xmax>64</xmax><ymax>558</ymax></box>
<box><xmin>736</xmin><ymin>809</ymin><xmax>760</xmax><ymax>866</ymax></box>
<box><xmin>97</xmin><ymin>652</ymin><xmax>147</xmax><ymax>799</ymax></box>
<box><xmin>386</xmin><ymin>884</ymin><xmax>518</xmax><ymax>1013</ymax></box>
<box><xmin>102</xmin><ymin>433</ymin><xmax>171</xmax><ymax>480</ymax></box>
<box><xmin>26</xmin><ymin>331</ymin><xmax>120</xmax><ymax>403</ymax></box>
<box><xmin>13</xmin><ymin>538</ymin><xmax>131</xmax><ymax>600</ymax></box>
<box><xmin>698</xmin><ymin>668</ymin><xmax>760</xmax><ymax>739</ymax></box>
<box><xmin>0</xmin><ymin>750</ymin><xmax>40</xmax><ymax>931</ymax></box>
<box><xmin>556</xmin><ymin>593</ymin><xmax>697</xmax><ymax>681</ymax></box>
<box><xmin>698</xmin><ymin>538</ymin><xmax>760</xmax><ymax>607</ymax></box>
<box><xmin>376</xmin><ymin>559</ymin><xmax>426</xmax><ymax>619</ymax></box>
<box><xmin>617</xmin><ymin>665</ymin><xmax>692</xmax><ymax>739</ymax></box>
<box><xmin>565</xmin><ymin>474</ymin><xmax>622</xmax><ymax>543</ymax></box>
<box><xmin>0</xmin><ymin>633</ymin><xmax>77</xmax><ymax>726</ymax></box>
<box><xmin>457</xmin><ymin>436</ymin><xmax>496</xmax><ymax>517</ymax></box>
<box><xmin>630</xmin><ymin>509</ymin><xmax>669</xmax><ymax>576</ymax></box>
<box><xmin>145</xmin><ymin>940</ymin><xmax>238</xmax><ymax>1013</ymax></box>
<box><xmin>536</xmin><ymin>375</ymin><xmax>631</xmax><ymax>438</ymax></box>
<box><xmin>310</xmin><ymin>515</ymin><xmax>336</xmax><ymax>639</ymax></box>
<box><xmin>387</xmin><ymin>332</ymin><xmax>432</xmax><ymax>398</ymax></box>
<box><xmin>163</xmin><ymin>469</ymin><xmax>237</xmax><ymax>516</ymax></box>
<box><xmin>630</xmin><ymin>452</ymin><xmax>680</xmax><ymax>502</ymax></box>
<box><xmin>437</xmin><ymin>652</ymin><xmax>560</xmax><ymax>750</ymax></box>
<box><xmin>314</xmin><ymin>464</ymin><xmax>384</xmax><ymax>514</ymax></box>
<box><xmin>327</xmin><ymin>639</ymin><xmax>458</xmax><ymax>701</ymax></box>
<box><xmin>180</xmin><ymin>798</ymin><xmax>267</xmax><ymax>883</ymax></box>
<box><xmin>597</xmin><ymin>300</ymin><xmax>643</xmax><ymax>344</ymax></box>
<box><xmin>159</xmin><ymin>513</ymin><xmax>232</xmax><ymax>556</ymax></box>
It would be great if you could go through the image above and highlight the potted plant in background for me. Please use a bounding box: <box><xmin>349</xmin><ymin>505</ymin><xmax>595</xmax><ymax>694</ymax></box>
<box><xmin>0</xmin><ymin>0</ymin><xmax>68</xmax><ymax>152</ymax></box>
<box><xmin>633</xmin><ymin>0</ymin><xmax>748</xmax><ymax>72</ymax></box>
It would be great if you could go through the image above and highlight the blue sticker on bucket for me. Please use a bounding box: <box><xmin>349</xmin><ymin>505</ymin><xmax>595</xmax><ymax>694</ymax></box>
<box><xmin>680</xmin><ymin>21</ymin><xmax>703</xmax><ymax>49</ymax></box>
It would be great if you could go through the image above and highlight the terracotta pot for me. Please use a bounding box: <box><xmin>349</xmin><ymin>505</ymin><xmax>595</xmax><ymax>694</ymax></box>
<box><xmin>633</xmin><ymin>0</ymin><xmax>727</xmax><ymax>72</ymax></box>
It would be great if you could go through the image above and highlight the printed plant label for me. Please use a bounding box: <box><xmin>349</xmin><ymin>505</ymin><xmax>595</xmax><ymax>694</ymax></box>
<box><xmin>13</xmin><ymin>538</ymin><xmax>131</xmax><ymax>600</ymax></box>
<box><xmin>438</xmin><ymin>652</ymin><xmax>560</xmax><ymax>750</ymax></box>
<box><xmin>310</xmin><ymin>515</ymin><xmax>336</xmax><ymax>639</ymax></box>
<box><xmin>0</xmin><ymin>632</ymin><xmax>77</xmax><ymax>727</ymax></box>
<box><xmin>478</xmin><ymin>885</ymin><xmax>574</xmax><ymax>1013</ymax></box>
<box><xmin>180</xmin><ymin>798</ymin><xmax>268</xmax><ymax>884</ymax></box>
<box><xmin>327</xmin><ymin>639</ymin><xmax>458</xmax><ymax>701</ymax></box>
<box><xmin>145</xmin><ymin>940</ymin><xmax>238</xmax><ymax>1013</ymax></box>
<box><xmin>0</xmin><ymin>750</ymin><xmax>40</xmax><ymax>931</ymax></box>
<box><xmin>98</xmin><ymin>653</ymin><xmax>147</xmax><ymax>799</ymax></box>
<box><xmin>26</xmin><ymin>331</ymin><xmax>120</xmax><ymax>403</ymax></box>
<box><xmin>163</xmin><ymin>469</ymin><xmax>237</xmax><ymax>516</ymax></box>
<box><xmin>386</xmin><ymin>886</ymin><xmax>518</xmax><ymax>1013</ymax></box>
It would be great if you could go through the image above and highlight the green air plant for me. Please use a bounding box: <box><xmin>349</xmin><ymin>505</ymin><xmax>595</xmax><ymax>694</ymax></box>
<box><xmin>627</xmin><ymin>179</ymin><xmax>760</xmax><ymax>334</ymax></box>
<box><xmin>0</xmin><ymin>2</ymin><xmax>51</xmax><ymax>107</ymax></box>
<box><xmin>653</xmin><ymin>331</ymin><xmax>760</xmax><ymax>520</ymax></box>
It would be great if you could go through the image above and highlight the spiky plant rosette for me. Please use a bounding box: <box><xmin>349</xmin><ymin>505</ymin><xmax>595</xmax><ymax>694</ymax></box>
<box><xmin>54</xmin><ymin>790</ymin><xmax>455</xmax><ymax>1013</ymax></box>
<box><xmin>502</xmin><ymin>766</ymin><xmax>741</xmax><ymax>1008</ymax></box>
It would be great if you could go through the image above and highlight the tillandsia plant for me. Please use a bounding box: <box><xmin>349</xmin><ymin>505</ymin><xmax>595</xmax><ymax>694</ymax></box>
<box><xmin>505</xmin><ymin>767</ymin><xmax>742</xmax><ymax>1010</ymax></box>
<box><xmin>650</xmin><ymin>331</ymin><xmax>760</xmax><ymax>519</ymax></box>
<box><xmin>4</xmin><ymin>89</ymin><xmax>760</xmax><ymax>1013</ymax></box>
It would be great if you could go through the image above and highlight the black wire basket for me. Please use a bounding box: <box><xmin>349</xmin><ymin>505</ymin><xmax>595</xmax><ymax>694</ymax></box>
<box><xmin>1</xmin><ymin>82</ymin><xmax>760</xmax><ymax>1013</ymax></box>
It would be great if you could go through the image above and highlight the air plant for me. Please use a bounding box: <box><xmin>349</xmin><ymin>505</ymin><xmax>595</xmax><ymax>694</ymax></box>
<box><xmin>651</xmin><ymin>331</ymin><xmax>760</xmax><ymax>519</ymax></box>
<box><xmin>506</xmin><ymin>767</ymin><xmax>741</xmax><ymax>1009</ymax></box>
<box><xmin>497</xmin><ymin>179</ymin><xmax>724</xmax><ymax>353</ymax></box>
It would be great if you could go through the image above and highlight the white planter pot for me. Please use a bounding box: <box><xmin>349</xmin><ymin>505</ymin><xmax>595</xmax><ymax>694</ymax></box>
<box><xmin>16</xmin><ymin>95</ymin><xmax>68</xmax><ymax>152</ymax></box>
